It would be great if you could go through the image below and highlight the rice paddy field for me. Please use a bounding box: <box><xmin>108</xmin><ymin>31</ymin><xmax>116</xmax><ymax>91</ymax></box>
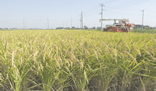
<box><xmin>0</xmin><ymin>30</ymin><xmax>156</xmax><ymax>91</ymax></box>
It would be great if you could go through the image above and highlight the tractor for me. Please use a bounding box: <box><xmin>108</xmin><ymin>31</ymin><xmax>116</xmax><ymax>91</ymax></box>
<box><xmin>99</xmin><ymin>19</ymin><xmax>135</xmax><ymax>32</ymax></box>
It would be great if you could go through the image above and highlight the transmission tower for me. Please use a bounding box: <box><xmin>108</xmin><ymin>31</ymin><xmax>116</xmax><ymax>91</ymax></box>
<box><xmin>100</xmin><ymin>4</ymin><xmax>104</xmax><ymax>30</ymax></box>
<box><xmin>80</xmin><ymin>11</ymin><xmax>83</xmax><ymax>29</ymax></box>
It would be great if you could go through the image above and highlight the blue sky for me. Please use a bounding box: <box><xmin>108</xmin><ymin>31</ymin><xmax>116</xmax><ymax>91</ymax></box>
<box><xmin>0</xmin><ymin>0</ymin><xmax>156</xmax><ymax>29</ymax></box>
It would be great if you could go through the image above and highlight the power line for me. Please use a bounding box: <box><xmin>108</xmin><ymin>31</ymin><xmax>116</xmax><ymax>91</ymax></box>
<box><xmin>83</xmin><ymin>0</ymin><xmax>117</xmax><ymax>16</ymax></box>
<box><xmin>84</xmin><ymin>10</ymin><xmax>100</xmax><ymax>18</ymax></box>
<box><xmin>106</xmin><ymin>10</ymin><xmax>140</xmax><ymax>16</ymax></box>
<box><xmin>121</xmin><ymin>0</ymin><xmax>150</xmax><ymax>8</ymax></box>
<box><xmin>105</xmin><ymin>6</ymin><xmax>156</xmax><ymax>17</ymax></box>
<box><xmin>116</xmin><ymin>0</ymin><xmax>145</xmax><ymax>6</ymax></box>
<box><xmin>109</xmin><ymin>0</ymin><xmax>150</xmax><ymax>9</ymax></box>
<box><xmin>105</xmin><ymin>9</ymin><xmax>156</xmax><ymax>18</ymax></box>
<box><xmin>72</xmin><ymin>19</ymin><xmax>79</xmax><ymax>22</ymax></box>
<box><xmin>102</xmin><ymin>0</ymin><xmax>118</xmax><ymax>4</ymax></box>
<box><xmin>84</xmin><ymin>4</ymin><xmax>99</xmax><ymax>14</ymax></box>
<box><xmin>84</xmin><ymin>8</ymin><xmax>100</xmax><ymax>16</ymax></box>
<box><xmin>83</xmin><ymin>0</ymin><xmax>115</xmax><ymax>16</ymax></box>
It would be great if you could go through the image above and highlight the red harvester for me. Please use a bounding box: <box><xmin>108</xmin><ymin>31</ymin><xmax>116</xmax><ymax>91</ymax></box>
<box><xmin>99</xmin><ymin>19</ymin><xmax>135</xmax><ymax>32</ymax></box>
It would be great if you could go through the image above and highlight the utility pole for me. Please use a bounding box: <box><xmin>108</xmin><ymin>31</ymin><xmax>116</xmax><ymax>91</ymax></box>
<box><xmin>26</xmin><ymin>23</ymin><xmax>27</xmax><ymax>30</ymax></box>
<box><xmin>63</xmin><ymin>22</ymin><xmax>64</xmax><ymax>29</ymax></box>
<box><xmin>71</xmin><ymin>18</ymin><xmax>72</xmax><ymax>28</ymax></box>
<box><xmin>66</xmin><ymin>21</ymin><xmax>67</xmax><ymax>28</ymax></box>
<box><xmin>81</xmin><ymin>11</ymin><xmax>83</xmax><ymax>29</ymax></box>
<box><xmin>142</xmin><ymin>10</ymin><xmax>144</xmax><ymax>30</ymax></box>
<box><xmin>100</xmin><ymin>4</ymin><xmax>104</xmax><ymax>30</ymax></box>
<box><xmin>47</xmin><ymin>18</ymin><xmax>49</xmax><ymax>30</ymax></box>
<box><xmin>95</xmin><ymin>24</ymin><xmax>96</xmax><ymax>29</ymax></box>
<box><xmin>80</xmin><ymin>17</ymin><xmax>81</xmax><ymax>29</ymax></box>
<box><xmin>23</xmin><ymin>18</ymin><xmax>25</xmax><ymax>30</ymax></box>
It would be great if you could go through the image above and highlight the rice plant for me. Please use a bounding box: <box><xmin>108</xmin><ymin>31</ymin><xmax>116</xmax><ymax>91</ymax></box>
<box><xmin>0</xmin><ymin>30</ymin><xmax>156</xmax><ymax>91</ymax></box>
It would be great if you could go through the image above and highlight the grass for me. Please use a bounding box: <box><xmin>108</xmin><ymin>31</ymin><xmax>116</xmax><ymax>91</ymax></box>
<box><xmin>0</xmin><ymin>30</ymin><xmax>156</xmax><ymax>91</ymax></box>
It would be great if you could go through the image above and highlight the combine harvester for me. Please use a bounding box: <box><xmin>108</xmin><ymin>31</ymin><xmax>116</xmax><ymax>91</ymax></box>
<box><xmin>99</xmin><ymin>19</ymin><xmax>135</xmax><ymax>32</ymax></box>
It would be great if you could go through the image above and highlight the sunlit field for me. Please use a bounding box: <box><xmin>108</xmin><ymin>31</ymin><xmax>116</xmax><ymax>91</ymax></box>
<box><xmin>0</xmin><ymin>30</ymin><xmax>156</xmax><ymax>91</ymax></box>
